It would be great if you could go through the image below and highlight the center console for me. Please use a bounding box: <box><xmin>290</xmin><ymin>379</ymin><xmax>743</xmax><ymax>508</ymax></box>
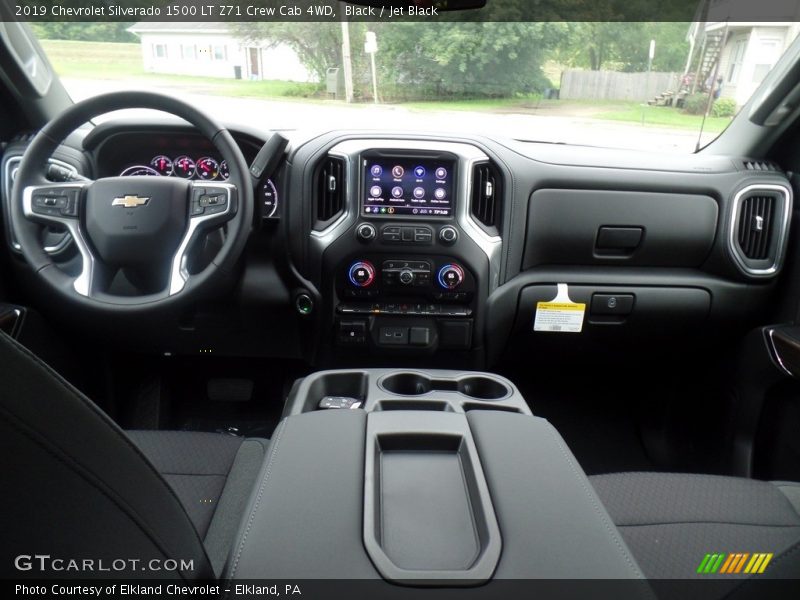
<box><xmin>306</xmin><ymin>140</ymin><xmax>503</xmax><ymax>367</ymax></box>
<box><xmin>225</xmin><ymin>369</ymin><xmax>651</xmax><ymax>591</ymax></box>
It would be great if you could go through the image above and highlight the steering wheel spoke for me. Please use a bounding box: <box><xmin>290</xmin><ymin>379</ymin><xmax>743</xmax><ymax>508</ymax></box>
<box><xmin>169</xmin><ymin>181</ymin><xmax>238</xmax><ymax>295</ymax></box>
<box><xmin>22</xmin><ymin>181</ymin><xmax>99</xmax><ymax>297</ymax></box>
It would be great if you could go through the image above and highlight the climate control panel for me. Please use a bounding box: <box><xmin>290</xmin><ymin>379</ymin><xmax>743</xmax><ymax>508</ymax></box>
<box><xmin>341</xmin><ymin>257</ymin><xmax>472</xmax><ymax>299</ymax></box>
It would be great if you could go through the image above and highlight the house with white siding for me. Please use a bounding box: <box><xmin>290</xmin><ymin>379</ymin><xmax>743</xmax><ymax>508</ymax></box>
<box><xmin>127</xmin><ymin>22</ymin><xmax>312</xmax><ymax>82</ymax></box>
<box><xmin>711</xmin><ymin>22</ymin><xmax>800</xmax><ymax>106</ymax></box>
<box><xmin>687</xmin><ymin>21</ymin><xmax>800</xmax><ymax>107</ymax></box>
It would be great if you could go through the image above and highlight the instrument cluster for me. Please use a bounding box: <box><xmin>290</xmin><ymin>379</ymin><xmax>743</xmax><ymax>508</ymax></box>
<box><xmin>120</xmin><ymin>154</ymin><xmax>230</xmax><ymax>180</ymax></box>
<box><xmin>119</xmin><ymin>154</ymin><xmax>279</xmax><ymax>218</ymax></box>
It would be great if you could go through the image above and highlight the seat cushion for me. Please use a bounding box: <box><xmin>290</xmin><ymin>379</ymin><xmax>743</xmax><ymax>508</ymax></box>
<box><xmin>590</xmin><ymin>472</ymin><xmax>800</xmax><ymax>582</ymax></box>
<box><xmin>127</xmin><ymin>430</ymin><xmax>268</xmax><ymax>575</ymax></box>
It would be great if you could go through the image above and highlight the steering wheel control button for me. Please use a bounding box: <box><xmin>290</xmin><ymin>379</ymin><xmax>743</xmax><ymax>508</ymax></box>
<box><xmin>590</xmin><ymin>293</ymin><xmax>635</xmax><ymax>316</ymax></box>
<box><xmin>348</xmin><ymin>261</ymin><xmax>376</xmax><ymax>288</ymax></box>
<box><xmin>32</xmin><ymin>189</ymin><xmax>80</xmax><ymax>218</ymax></box>
<box><xmin>357</xmin><ymin>223</ymin><xmax>377</xmax><ymax>242</ymax></box>
<box><xmin>438</xmin><ymin>264</ymin><xmax>465</xmax><ymax>289</ymax></box>
<box><xmin>439</xmin><ymin>226</ymin><xmax>458</xmax><ymax>244</ymax></box>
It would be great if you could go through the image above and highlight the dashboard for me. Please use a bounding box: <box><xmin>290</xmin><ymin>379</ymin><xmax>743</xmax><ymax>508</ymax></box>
<box><xmin>0</xmin><ymin>120</ymin><xmax>794</xmax><ymax>369</ymax></box>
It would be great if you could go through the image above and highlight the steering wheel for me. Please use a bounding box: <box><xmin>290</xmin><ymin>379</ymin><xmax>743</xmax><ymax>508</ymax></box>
<box><xmin>10</xmin><ymin>91</ymin><xmax>254</xmax><ymax>312</ymax></box>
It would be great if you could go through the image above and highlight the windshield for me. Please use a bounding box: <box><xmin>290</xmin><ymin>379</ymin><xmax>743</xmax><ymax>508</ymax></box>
<box><xmin>28</xmin><ymin>17</ymin><xmax>800</xmax><ymax>153</ymax></box>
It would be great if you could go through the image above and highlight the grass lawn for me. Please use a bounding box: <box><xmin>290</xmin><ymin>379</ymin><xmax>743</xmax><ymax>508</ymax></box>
<box><xmin>40</xmin><ymin>40</ymin><xmax>320</xmax><ymax>99</ymax></box>
<box><xmin>597</xmin><ymin>104</ymin><xmax>732</xmax><ymax>133</ymax></box>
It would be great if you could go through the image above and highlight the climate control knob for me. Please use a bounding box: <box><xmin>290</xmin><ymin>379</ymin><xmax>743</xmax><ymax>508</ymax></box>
<box><xmin>437</xmin><ymin>264</ymin><xmax>465</xmax><ymax>289</ymax></box>
<box><xmin>348</xmin><ymin>261</ymin><xmax>376</xmax><ymax>288</ymax></box>
<box><xmin>399</xmin><ymin>268</ymin><xmax>415</xmax><ymax>285</ymax></box>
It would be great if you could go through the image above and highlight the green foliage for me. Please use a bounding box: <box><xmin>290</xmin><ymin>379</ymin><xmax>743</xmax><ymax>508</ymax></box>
<box><xmin>234</xmin><ymin>22</ymin><xmax>569</xmax><ymax>100</ymax></box>
<box><xmin>711</xmin><ymin>98</ymin><xmax>737</xmax><ymax>118</ymax></box>
<box><xmin>30</xmin><ymin>23</ymin><xmax>136</xmax><ymax>43</ymax></box>
<box><xmin>557</xmin><ymin>22</ymin><xmax>690</xmax><ymax>72</ymax></box>
<box><xmin>683</xmin><ymin>93</ymin><xmax>710</xmax><ymax>115</ymax></box>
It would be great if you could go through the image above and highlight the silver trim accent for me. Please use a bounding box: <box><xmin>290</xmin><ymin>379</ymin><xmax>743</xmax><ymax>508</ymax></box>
<box><xmin>310</xmin><ymin>151</ymin><xmax>351</xmax><ymax>242</ymax></box>
<box><xmin>4</xmin><ymin>156</ymin><xmax>79</xmax><ymax>255</ymax></box>
<box><xmin>766</xmin><ymin>328</ymin><xmax>794</xmax><ymax>377</ymax></box>
<box><xmin>319</xmin><ymin>139</ymin><xmax>504</xmax><ymax>291</ymax></box>
<box><xmin>22</xmin><ymin>183</ymin><xmax>94</xmax><ymax>296</ymax></box>
<box><xmin>168</xmin><ymin>182</ymin><xmax>235</xmax><ymax>296</ymax></box>
<box><xmin>728</xmin><ymin>183</ymin><xmax>793</xmax><ymax>277</ymax></box>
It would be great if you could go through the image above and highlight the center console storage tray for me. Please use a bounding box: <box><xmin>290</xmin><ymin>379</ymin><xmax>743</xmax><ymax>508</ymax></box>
<box><xmin>363</xmin><ymin>411</ymin><xmax>501</xmax><ymax>584</ymax></box>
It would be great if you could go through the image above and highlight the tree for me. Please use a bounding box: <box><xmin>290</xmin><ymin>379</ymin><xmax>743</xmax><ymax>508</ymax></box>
<box><xmin>558</xmin><ymin>22</ymin><xmax>690</xmax><ymax>72</ymax></box>
<box><xmin>235</xmin><ymin>21</ymin><xmax>568</xmax><ymax>100</ymax></box>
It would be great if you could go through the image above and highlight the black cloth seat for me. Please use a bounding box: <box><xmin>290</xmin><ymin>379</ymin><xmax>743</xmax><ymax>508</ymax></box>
<box><xmin>0</xmin><ymin>331</ymin><xmax>266</xmax><ymax>579</ymax></box>
<box><xmin>127</xmin><ymin>431</ymin><xmax>268</xmax><ymax>575</ymax></box>
<box><xmin>590</xmin><ymin>472</ymin><xmax>800</xmax><ymax>587</ymax></box>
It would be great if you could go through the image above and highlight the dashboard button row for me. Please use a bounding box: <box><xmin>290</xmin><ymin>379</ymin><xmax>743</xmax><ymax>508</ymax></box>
<box><xmin>337</xmin><ymin>302</ymin><xmax>472</xmax><ymax>317</ymax></box>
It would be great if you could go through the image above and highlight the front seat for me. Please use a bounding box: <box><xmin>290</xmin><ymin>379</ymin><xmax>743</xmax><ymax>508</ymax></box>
<box><xmin>590</xmin><ymin>472</ymin><xmax>800</xmax><ymax>586</ymax></box>
<box><xmin>0</xmin><ymin>331</ymin><xmax>267</xmax><ymax>579</ymax></box>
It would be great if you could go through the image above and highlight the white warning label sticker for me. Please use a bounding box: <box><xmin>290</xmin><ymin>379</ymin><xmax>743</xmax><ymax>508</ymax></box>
<box><xmin>533</xmin><ymin>284</ymin><xmax>586</xmax><ymax>333</ymax></box>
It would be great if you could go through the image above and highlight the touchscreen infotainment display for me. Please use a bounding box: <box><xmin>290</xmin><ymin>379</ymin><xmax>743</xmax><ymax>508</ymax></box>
<box><xmin>362</xmin><ymin>157</ymin><xmax>454</xmax><ymax>217</ymax></box>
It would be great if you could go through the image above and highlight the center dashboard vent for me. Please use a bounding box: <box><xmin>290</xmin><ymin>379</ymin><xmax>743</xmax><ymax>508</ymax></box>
<box><xmin>315</xmin><ymin>155</ymin><xmax>346</xmax><ymax>227</ymax></box>
<box><xmin>471</xmin><ymin>162</ymin><xmax>502</xmax><ymax>233</ymax></box>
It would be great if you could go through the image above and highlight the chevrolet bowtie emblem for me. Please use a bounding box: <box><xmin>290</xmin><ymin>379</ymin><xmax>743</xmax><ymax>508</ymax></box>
<box><xmin>112</xmin><ymin>195</ymin><xmax>150</xmax><ymax>208</ymax></box>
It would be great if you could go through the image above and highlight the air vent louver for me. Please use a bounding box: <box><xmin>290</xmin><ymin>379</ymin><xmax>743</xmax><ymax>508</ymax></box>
<box><xmin>737</xmin><ymin>194</ymin><xmax>775</xmax><ymax>260</ymax></box>
<box><xmin>743</xmin><ymin>160</ymin><xmax>779</xmax><ymax>172</ymax></box>
<box><xmin>315</xmin><ymin>156</ymin><xmax>345</xmax><ymax>224</ymax></box>
<box><xmin>471</xmin><ymin>162</ymin><xmax>501</xmax><ymax>230</ymax></box>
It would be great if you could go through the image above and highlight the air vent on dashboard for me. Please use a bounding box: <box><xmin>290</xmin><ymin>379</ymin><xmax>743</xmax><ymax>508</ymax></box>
<box><xmin>315</xmin><ymin>155</ymin><xmax>345</xmax><ymax>226</ymax></box>
<box><xmin>730</xmin><ymin>184</ymin><xmax>791</xmax><ymax>277</ymax></box>
<box><xmin>737</xmin><ymin>194</ymin><xmax>774</xmax><ymax>260</ymax></box>
<box><xmin>471</xmin><ymin>162</ymin><xmax>502</xmax><ymax>232</ymax></box>
<box><xmin>742</xmin><ymin>159</ymin><xmax>780</xmax><ymax>172</ymax></box>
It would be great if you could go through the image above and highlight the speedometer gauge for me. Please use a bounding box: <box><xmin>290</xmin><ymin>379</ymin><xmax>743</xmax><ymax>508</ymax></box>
<box><xmin>219</xmin><ymin>160</ymin><xmax>230</xmax><ymax>180</ymax></box>
<box><xmin>120</xmin><ymin>165</ymin><xmax>159</xmax><ymax>177</ymax></box>
<box><xmin>150</xmin><ymin>155</ymin><xmax>173</xmax><ymax>176</ymax></box>
<box><xmin>261</xmin><ymin>179</ymin><xmax>279</xmax><ymax>218</ymax></box>
<box><xmin>195</xmin><ymin>157</ymin><xmax>219</xmax><ymax>180</ymax></box>
<box><xmin>173</xmin><ymin>155</ymin><xmax>196</xmax><ymax>178</ymax></box>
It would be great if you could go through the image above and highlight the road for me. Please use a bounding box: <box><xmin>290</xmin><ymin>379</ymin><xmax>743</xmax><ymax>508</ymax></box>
<box><xmin>62</xmin><ymin>78</ymin><xmax>718</xmax><ymax>154</ymax></box>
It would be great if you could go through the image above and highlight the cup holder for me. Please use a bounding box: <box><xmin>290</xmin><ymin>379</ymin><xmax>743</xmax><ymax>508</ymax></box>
<box><xmin>458</xmin><ymin>377</ymin><xmax>511</xmax><ymax>401</ymax></box>
<box><xmin>381</xmin><ymin>373</ymin><xmax>433</xmax><ymax>396</ymax></box>
<box><xmin>381</xmin><ymin>373</ymin><xmax>511</xmax><ymax>401</ymax></box>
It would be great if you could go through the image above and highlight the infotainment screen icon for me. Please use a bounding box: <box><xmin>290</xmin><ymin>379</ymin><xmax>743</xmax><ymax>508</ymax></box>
<box><xmin>362</xmin><ymin>156</ymin><xmax>455</xmax><ymax>218</ymax></box>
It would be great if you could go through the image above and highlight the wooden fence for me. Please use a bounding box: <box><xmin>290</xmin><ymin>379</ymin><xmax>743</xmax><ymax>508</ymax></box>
<box><xmin>559</xmin><ymin>70</ymin><xmax>680</xmax><ymax>102</ymax></box>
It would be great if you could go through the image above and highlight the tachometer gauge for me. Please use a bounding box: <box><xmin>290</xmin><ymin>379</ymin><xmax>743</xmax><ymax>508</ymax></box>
<box><xmin>173</xmin><ymin>155</ymin><xmax>196</xmax><ymax>178</ymax></box>
<box><xmin>195</xmin><ymin>157</ymin><xmax>219</xmax><ymax>180</ymax></box>
<box><xmin>261</xmin><ymin>178</ymin><xmax>279</xmax><ymax>218</ymax></box>
<box><xmin>219</xmin><ymin>160</ymin><xmax>230</xmax><ymax>180</ymax></box>
<box><xmin>150</xmin><ymin>155</ymin><xmax>173</xmax><ymax>176</ymax></box>
<box><xmin>120</xmin><ymin>165</ymin><xmax>159</xmax><ymax>177</ymax></box>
